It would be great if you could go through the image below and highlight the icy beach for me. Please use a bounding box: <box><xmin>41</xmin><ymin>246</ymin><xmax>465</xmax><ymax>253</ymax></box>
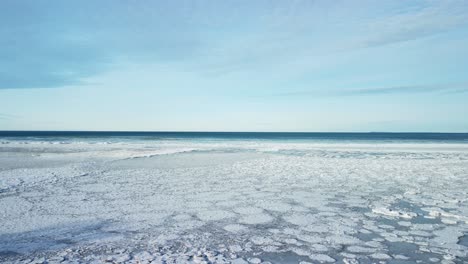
<box><xmin>1</xmin><ymin>134</ymin><xmax>468</xmax><ymax>263</ymax></box>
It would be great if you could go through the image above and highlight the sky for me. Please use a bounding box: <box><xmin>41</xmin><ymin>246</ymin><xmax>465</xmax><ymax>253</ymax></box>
<box><xmin>1</xmin><ymin>0</ymin><xmax>468</xmax><ymax>132</ymax></box>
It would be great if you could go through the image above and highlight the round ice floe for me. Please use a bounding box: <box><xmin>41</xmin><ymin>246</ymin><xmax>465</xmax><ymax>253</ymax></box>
<box><xmin>261</xmin><ymin>245</ymin><xmax>279</xmax><ymax>252</ymax></box>
<box><xmin>283</xmin><ymin>213</ymin><xmax>315</xmax><ymax>226</ymax></box>
<box><xmin>197</xmin><ymin>210</ymin><xmax>235</xmax><ymax>221</ymax></box>
<box><xmin>378</xmin><ymin>224</ymin><xmax>395</xmax><ymax>230</ymax></box>
<box><xmin>121</xmin><ymin>212</ymin><xmax>168</xmax><ymax>227</ymax></box>
<box><xmin>296</xmin><ymin>234</ymin><xmax>325</xmax><ymax>244</ymax></box>
<box><xmin>250</xmin><ymin>236</ymin><xmax>274</xmax><ymax>245</ymax></box>
<box><xmin>257</xmin><ymin>200</ymin><xmax>292</xmax><ymax>212</ymax></box>
<box><xmin>397</xmin><ymin>221</ymin><xmax>412</xmax><ymax>227</ymax></box>
<box><xmin>291</xmin><ymin>247</ymin><xmax>311</xmax><ymax>256</ymax></box>
<box><xmin>370</xmin><ymin>253</ymin><xmax>392</xmax><ymax>259</ymax></box>
<box><xmin>327</xmin><ymin>235</ymin><xmax>362</xmax><ymax>246</ymax></box>
<box><xmin>340</xmin><ymin>253</ymin><xmax>357</xmax><ymax>259</ymax></box>
<box><xmin>302</xmin><ymin>224</ymin><xmax>328</xmax><ymax>233</ymax></box>
<box><xmin>217</xmin><ymin>200</ymin><xmax>242</xmax><ymax>207</ymax></box>
<box><xmin>291</xmin><ymin>205</ymin><xmax>310</xmax><ymax>212</ymax></box>
<box><xmin>412</xmin><ymin>223</ymin><xmax>435</xmax><ymax>231</ymax></box>
<box><xmin>441</xmin><ymin>218</ymin><xmax>457</xmax><ymax>225</ymax></box>
<box><xmin>311</xmin><ymin>244</ymin><xmax>329</xmax><ymax>252</ymax></box>
<box><xmin>247</xmin><ymin>257</ymin><xmax>262</xmax><ymax>264</ymax></box>
<box><xmin>409</xmin><ymin>230</ymin><xmax>432</xmax><ymax>237</ymax></box>
<box><xmin>172</xmin><ymin>214</ymin><xmax>192</xmax><ymax>221</ymax></box>
<box><xmin>173</xmin><ymin>219</ymin><xmax>205</xmax><ymax>229</ymax></box>
<box><xmin>228</xmin><ymin>245</ymin><xmax>243</xmax><ymax>252</ymax></box>
<box><xmin>239</xmin><ymin>213</ymin><xmax>273</xmax><ymax>224</ymax></box>
<box><xmin>359</xmin><ymin>228</ymin><xmax>373</xmax><ymax>234</ymax></box>
<box><xmin>223</xmin><ymin>224</ymin><xmax>248</xmax><ymax>233</ymax></box>
<box><xmin>317</xmin><ymin>212</ymin><xmax>337</xmax><ymax>217</ymax></box>
<box><xmin>308</xmin><ymin>253</ymin><xmax>335</xmax><ymax>263</ymax></box>
<box><xmin>347</xmin><ymin>246</ymin><xmax>378</xmax><ymax>253</ymax></box>
<box><xmin>382</xmin><ymin>234</ymin><xmax>405</xmax><ymax>243</ymax></box>
<box><xmin>393</xmin><ymin>254</ymin><xmax>410</xmax><ymax>260</ymax></box>
<box><xmin>425</xmin><ymin>208</ymin><xmax>468</xmax><ymax>224</ymax></box>
<box><xmin>233</xmin><ymin>206</ymin><xmax>264</xmax><ymax>214</ymax></box>
<box><xmin>133</xmin><ymin>251</ymin><xmax>154</xmax><ymax>262</ymax></box>
<box><xmin>343</xmin><ymin>258</ymin><xmax>359</xmax><ymax>264</ymax></box>
<box><xmin>231</xmin><ymin>258</ymin><xmax>248</xmax><ymax>264</ymax></box>
<box><xmin>185</xmin><ymin>200</ymin><xmax>214</xmax><ymax>210</ymax></box>
<box><xmin>284</xmin><ymin>238</ymin><xmax>302</xmax><ymax>246</ymax></box>
<box><xmin>364</xmin><ymin>241</ymin><xmax>382</xmax><ymax>248</ymax></box>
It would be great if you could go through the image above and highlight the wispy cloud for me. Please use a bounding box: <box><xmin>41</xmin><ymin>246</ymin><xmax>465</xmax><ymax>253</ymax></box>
<box><xmin>1</xmin><ymin>1</ymin><xmax>467</xmax><ymax>89</ymax></box>
<box><xmin>269</xmin><ymin>82</ymin><xmax>468</xmax><ymax>97</ymax></box>
<box><xmin>185</xmin><ymin>0</ymin><xmax>468</xmax><ymax>76</ymax></box>
<box><xmin>339</xmin><ymin>83</ymin><xmax>468</xmax><ymax>96</ymax></box>
<box><xmin>0</xmin><ymin>113</ymin><xmax>18</xmax><ymax>120</ymax></box>
<box><xmin>356</xmin><ymin>1</ymin><xmax>468</xmax><ymax>48</ymax></box>
<box><xmin>441</xmin><ymin>87</ymin><xmax>468</xmax><ymax>94</ymax></box>
<box><xmin>0</xmin><ymin>1</ymin><xmax>202</xmax><ymax>89</ymax></box>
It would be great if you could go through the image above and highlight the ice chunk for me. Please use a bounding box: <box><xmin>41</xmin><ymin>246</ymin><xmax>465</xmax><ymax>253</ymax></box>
<box><xmin>370</xmin><ymin>253</ymin><xmax>392</xmax><ymax>259</ymax></box>
<box><xmin>308</xmin><ymin>254</ymin><xmax>336</xmax><ymax>263</ymax></box>
<box><xmin>372</xmin><ymin>207</ymin><xmax>417</xmax><ymax>219</ymax></box>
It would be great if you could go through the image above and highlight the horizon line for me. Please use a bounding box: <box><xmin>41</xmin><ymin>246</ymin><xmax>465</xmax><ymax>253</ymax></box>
<box><xmin>0</xmin><ymin>130</ymin><xmax>467</xmax><ymax>134</ymax></box>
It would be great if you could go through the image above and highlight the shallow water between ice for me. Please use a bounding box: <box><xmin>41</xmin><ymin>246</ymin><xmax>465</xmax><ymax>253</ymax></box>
<box><xmin>1</xmin><ymin>139</ymin><xmax>468</xmax><ymax>263</ymax></box>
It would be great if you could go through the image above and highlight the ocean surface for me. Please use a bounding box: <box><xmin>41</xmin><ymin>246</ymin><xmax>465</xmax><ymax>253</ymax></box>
<box><xmin>1</xmin><ymin>132</ymin><xmax>468</xmax><ymax>263</ymax></box>
<box><xmin>1</xmin><ymin>131</ymin><xmax>468</xmax><ymax>142</ymax></box>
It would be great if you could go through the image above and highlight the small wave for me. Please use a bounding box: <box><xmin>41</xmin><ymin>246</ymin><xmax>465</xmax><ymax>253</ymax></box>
<box><xmin>124</xmin><ymin>148</ymin><xmax>199</xmax><ymax>160</ymax></box>
<box><xmin>121</xmin><ymin>147</ymin><xmax>262</xmax><ymax>160</ymax></box>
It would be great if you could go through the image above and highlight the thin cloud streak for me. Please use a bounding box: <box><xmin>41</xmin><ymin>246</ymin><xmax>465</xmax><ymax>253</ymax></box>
<box><xmin>0</xmin><ymin>113</ymin><xmax>19</xmax><ymax>120</ymax></box>
<box><xmin>356</xmin><ymin>0</ymin><xmax>468</xmax><ymax>49</ymax></box>
<box><xmin>269</xmin><ymin>83</ymin><xmax>468</xmax><ymax>97</ymax></box>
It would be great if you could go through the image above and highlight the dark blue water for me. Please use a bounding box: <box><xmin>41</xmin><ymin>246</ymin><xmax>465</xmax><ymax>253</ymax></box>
<box><xmin>0</xmin><ymin>131</ymin><xmax>467</xmax><ymax>142</ymax></box>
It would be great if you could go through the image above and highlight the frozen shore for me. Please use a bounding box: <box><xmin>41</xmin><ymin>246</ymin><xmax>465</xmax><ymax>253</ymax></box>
<box><xmin>1</xmin><ymin>139</ymin><xmax>468</xmax><ymax>263</ymax></box>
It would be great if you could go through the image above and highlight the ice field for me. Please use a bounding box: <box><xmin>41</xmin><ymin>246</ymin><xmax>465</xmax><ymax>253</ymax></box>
<box><xmin>1</xmin><ymin>136</ymin><xmax>468</xmax><ymax>263</ymax></box>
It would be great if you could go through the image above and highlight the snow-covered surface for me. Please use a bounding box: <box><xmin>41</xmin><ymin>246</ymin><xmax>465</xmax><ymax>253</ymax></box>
<box><xmin>1</xmin><ymin>138</ymin><xmax>468</xmax><ymax>263</ymax></box>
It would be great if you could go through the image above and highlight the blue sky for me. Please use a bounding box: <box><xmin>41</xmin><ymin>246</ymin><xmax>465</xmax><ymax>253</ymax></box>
<box><xmin>1</xmin><ymin>0</ymin><xmax>467</xmax><ymax>132</ymax></box>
